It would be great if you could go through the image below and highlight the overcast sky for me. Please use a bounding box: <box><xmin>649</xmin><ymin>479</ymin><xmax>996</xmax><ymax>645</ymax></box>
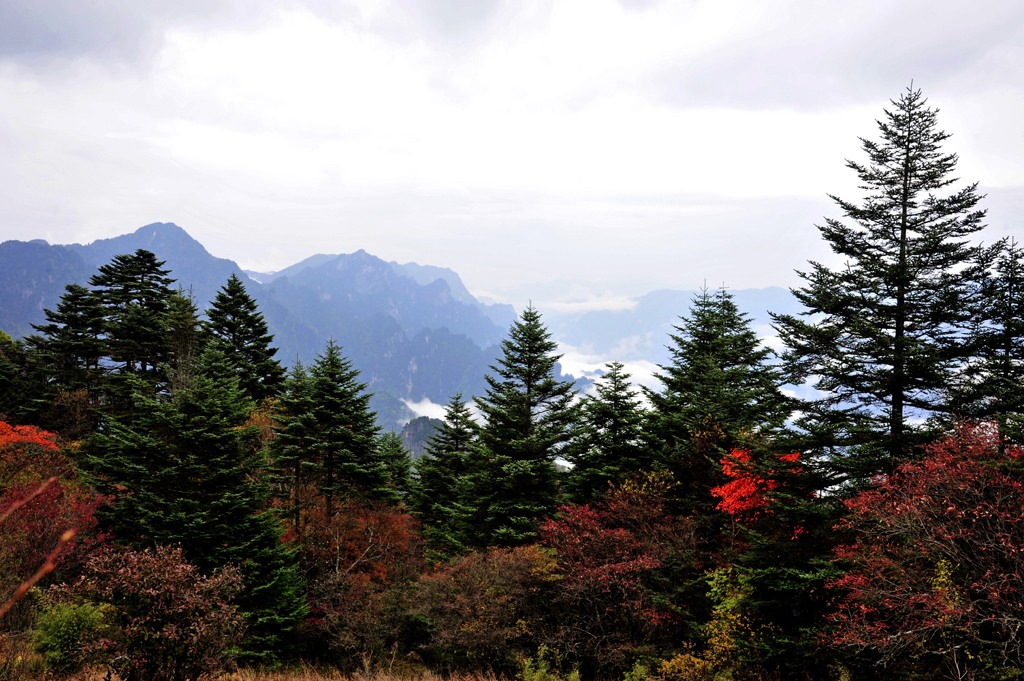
<box><xmin>2</xmin><ymin>0</ymin><xmax>1023</xmax><ymax>310</ymax></box>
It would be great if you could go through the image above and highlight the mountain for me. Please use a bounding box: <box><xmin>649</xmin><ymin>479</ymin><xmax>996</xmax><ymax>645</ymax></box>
<box><xmin>0</xmin><ymin>223</ymin><xmax>517</xmax><ymax>428</ymax></box>
<box><xmin>0</xmin><ymin>222</ymin><xmax>801</xmax><ymax>427</ymax></box>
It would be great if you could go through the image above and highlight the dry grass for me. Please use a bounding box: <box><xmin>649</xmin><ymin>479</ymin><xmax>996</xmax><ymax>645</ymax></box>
<box><xmin>228</xmin><ymin>667</ymin><xmax>505</xmax><ymax>681</ymax></box>
<box><xmin>36</xmin><ymin>665</ymin><xmax>506</xmax><ymax>681</ymax></box>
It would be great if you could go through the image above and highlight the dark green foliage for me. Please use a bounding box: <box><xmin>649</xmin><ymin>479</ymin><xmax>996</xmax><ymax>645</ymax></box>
<box><xmin>0</xmin><ymin>330</ymin><xmax>35</xmax><ymax>423</ymax></box>
<box><xmin>27</xmin><ymin>283</ymin><xmax>105</xmax><ymax>393</ymax></box>
<box><xmin>204</xmin><ymin>274</ymin><xmax>285</xmax><ymax>402</ymax></box>
<box><xmin>81</xmin><ymin>346</ymin><xmax>305</xmax><ymax>659</ymax></box>
<box><xmin>309</xmin><ymin>339</ymin><xmax>388</xmax><ymax>505</ymax></box>
<box><xmin>273</xmin><ymin>340</ymin><xmax>389</xmax><ymax>516</ymax></box>
<box><xmin>271</xmin><ymin>361</ymin><xmax>318</xmax><ymax>531</ymax></box>
<box><xmin>647</xmin><ymin>287</ymin><xmax>791</xmax><ymax>512</ymax></box>
<box><xmin>410</xmin><ymin>394</ymin><xmax>478</xmax><ymax>561</ymax></box>
<box><xmin>377</xmin><ymin>431</ymin><xmax>413</xmax><ymax>499</ymax></box>
<box><xmin>88</xmin><ymin>248</ymin><xmax>176</xmax><ymax>378</ymax></box>
<box><xmin>773</xmin><ymin>87</ymin><xmax>990</xmax><ymax>479</ymax></box>
<box><xmin>951</xmin><ymin>240</ymin><xmax>1024</xmax><ymax>441</ymax></box>
<box><xmin>565</xmin><ymin>362</ymin><xmax>651</xmax><ymax>503</ymax></box>
<box><xmin>466</xmin><ymin>306</ymin><xmax>579</xmax><ymax>547</ymax></box>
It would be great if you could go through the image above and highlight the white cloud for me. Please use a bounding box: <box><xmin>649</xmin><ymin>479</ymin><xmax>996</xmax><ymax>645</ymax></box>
<box><xmin>0</xmin><ymin>0</ymin><xmax>1021</xmax><ymax>303</ymax></box>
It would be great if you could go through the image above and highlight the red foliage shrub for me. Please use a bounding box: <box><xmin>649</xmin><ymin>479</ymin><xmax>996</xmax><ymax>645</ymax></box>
<box><xmin>52</xmin><ymin>545</ymin><xmax>245</xmax><ymax>681</ymax></box>
<box><xmin>538</xmin><ymin>471</ymin><xmax>695</xmax><ymax>676</ymax></box>
<box><xmin>299</xmin><ymin>497</ymin><xmax>423</xmax><ymax>663</ymax></box>
<box><xmin>710</xmin><ymin>449</ymin><xmax>802</xmax><ymax>522</ymax></box>
<box><xmin>0</xmin><ymin>420</ymin><xmax>107</xmax><ymax>625</ymax></box>
<box><xmin>828</xmin><ymin>423</ymin><xmax>1024</xmax><ymax>675</ymax></box>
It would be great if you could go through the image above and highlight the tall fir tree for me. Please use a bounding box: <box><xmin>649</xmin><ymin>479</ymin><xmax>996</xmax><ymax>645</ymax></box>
<box><xmin>647</xmin><ymin>287</ymin><xmax>791</xmax><ymax>512</ymax></box>
<box><xmin>951</xmin><ymin>239</ymin><xmax>1024</xmax><ymax>441</ymax></box>
<box><xmin>773</xmin><ymin>86</ymin><xmax>991</xmax><ymax>480</ymax></box>
<box><xmin>376</xmin><ymin>431</ymin><xmax>413</xmax><ymax>499</ymax></box>
<box><xmin>88</xmin><ymin>249</ymin><xmax>176</xmax><ymax>378</ymax></box>
<box><xmin>271</xmin><ymin>361</ymin><xmax>318</xmax><ymax>535</ymax></box>
<box><xmin>81</xmin><ymin>346</ymin><xmax>306</xmax><ymax>659</ymax></box>
<box><xmin>273</xmin><ymin>340</ymin><xmax>389</xmax><ymax>519</ymax></box>
<box><xmin>465</xmin><ymin>305</ymin><xmax>579</xmax><ymax>547</ymax></box>
<box><xmin>565</xmin><ymin>361</ymin><xmax>651</xmax><ymax>503</ymax></box>
<box><xmin>409</xmin><ymin>393</ymin><xmax>478</xmax><ymax>561</ymax></box>
<box><xmin>27</xmin><ymin>283</ymin><xmax>106</xmax><ymax>394</ymax></box>
<box><xmin>204</xmin><ymin>274</ymin><xmax>285</xmax><ymax>403</ymax></box>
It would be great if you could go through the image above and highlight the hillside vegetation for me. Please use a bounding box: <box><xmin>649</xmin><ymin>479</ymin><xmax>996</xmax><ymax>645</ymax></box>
<box><xmin>3</xmin><ymin>87</ymin><xmax>1024</xmax><ymax>681</ymax></box>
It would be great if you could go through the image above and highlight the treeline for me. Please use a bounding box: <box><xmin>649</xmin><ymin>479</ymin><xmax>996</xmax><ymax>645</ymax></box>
<box><xmin>2</xmin><ymin>86</ymin><xmax>1024</xmax><ymax>681</ymax></box>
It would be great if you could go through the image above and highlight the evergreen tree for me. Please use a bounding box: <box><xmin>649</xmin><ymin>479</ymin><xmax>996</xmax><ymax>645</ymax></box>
<box><xmin>271</xmin><ymin>361</ymin><xmax>319</xmax><ymax>534</ymax></box>
<box><xmin>773</xmin><ymin>86</ymin><xmax>991</xmax><ymax>480</ymax></box>
<box><xmin>27</xmin><ymin>283</ymin><xmax>105</xmax><ymax>393</ymax></box>
<box><xmin>88</xmin><ymin>249</ymin><xmax>176</xmax><ymax>378</ymax></box>
<box><xmin>274</xmin><ymin>339</ymin><xmax>388</xmax><ymax>515</ymax></box>
<box><xmin>81</xmin><ymin>346</ymin><xmax>305</xmax><ymax>659</ymax></box>
<box><xmin>165</xmin><ymin>288</ymin><xmax>204</xmax><ymax>393</ymax></box>
<box><xmin>410</xmin><ymin>393</ymin><xmax>478</xmax><ymax>561</ymax></box>
<box><xmin>951</xmin><ymin>239</ymin><xmax>1024</xmax><ymax>441</ymax></box>
<box><xmin>376</xmin><ymin>431</ymin><xmax>413</xmax><ymax>499</ymax></box>
<box><xmin>565</xmin><ymin>362</ymin><xmax>651</xmax><ymax>503</ymax></box>
<box><xmin>204</xmin><ymin>274</ymin><xmax>284</xmax><ymax>402</ymax></box>
<box><xmin>647</xmin><ymin>287</ymin><xmax>791</xmax><ymax>511</ymax></box>
<box><xmin>466</xmin><ymin>305</ymin><xmax>579</xmax><ymax>547</ymax></box>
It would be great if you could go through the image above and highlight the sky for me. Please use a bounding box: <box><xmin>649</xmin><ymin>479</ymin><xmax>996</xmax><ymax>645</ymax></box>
<box><xmin>1</xmin><ymin>0</ymin><xmax>1023</xmax><ymax>311</ymax></box>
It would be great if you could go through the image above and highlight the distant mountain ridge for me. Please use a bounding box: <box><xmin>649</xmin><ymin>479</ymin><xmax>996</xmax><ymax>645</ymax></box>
<box><xmin>0</xmin><ymin>222</ymin><xmax>518</xmax><ymax>427</ymax></box>
<box><xmin>0</xmin><ymin>222</ymin><xmax>801</xmax><ymax>426</ymax></box>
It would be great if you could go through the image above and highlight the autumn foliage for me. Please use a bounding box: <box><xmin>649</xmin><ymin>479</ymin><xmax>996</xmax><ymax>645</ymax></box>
<box><xmin>829</xmin><ymin>423</ymin><xmax>1024</xmax><ymax>676</ymax></box>
<box><xmin>710</xmin><ymin>449</ymin><xmax>802</xmax><ymax>522</ymax></box>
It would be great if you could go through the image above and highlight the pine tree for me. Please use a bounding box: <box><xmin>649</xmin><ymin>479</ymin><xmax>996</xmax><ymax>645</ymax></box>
<box><xmin>466</xmin><ymin>305</ymin><xmax>579</xmax><ymax>547</ymax></box>
<box><xmin>81</xmin><ymin>346</ymin><xmax>305</xmax><ymax>659</ymax></box>
<box><xmin>204</xmin><ymin>274</ymin><xmax>284</xmax><ymax>403</ymax></box>
<box><xmin>271</xmin><ymin>361</ymin><xmax>319</xmax><ymax>534</ymax></box>
<box><xmin>273</xmin><ymin>340</ymin><xmax>388</xmax><ymax>517</ymax></box>
<box><xmin>647</xmin><ymin>287</ymin><xmax>791</xmax><ymax>511</ymax></box>
<box><xmin>952</xmin><ymin>239</ymin><xmax>1024</xmax><ymax>441</ymax></box>
<box><xmin>410</xmin><ymin>393</ymin><xmax>478</xmax><ymax>561</ymax></box>
<box><xmin>88</xmin><ymin>249</ymin><xmax>176</xmax><ymax>378</ymax></box>
<box><xmin>565</xmin><ymin>362</ymin><xmax>651</xmax><ymax>503</ymax></box>
<box><xmin>27</xmin><ymin>283</ymin><xmax>105</xmax><ymax>393</ymax></box>
<box><xmin>376</xmin><ymin>431</ymin><xmax>413</xmax><ymax>499</ymax></box>
<box><xmin>165</xmin><ymin>288</ymin><xmax>204</xmax><ymax>393</ymax></box>
<box><xmin>773</xmin><ymin>86</ymin><xmax>991</xmax><ymax>480</ymax></box>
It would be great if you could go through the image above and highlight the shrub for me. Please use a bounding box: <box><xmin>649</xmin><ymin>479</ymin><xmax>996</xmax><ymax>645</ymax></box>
<box><xmin>51</xmin><ymin>545</ymin><xmax>245</xmax><ymax>681</ymax></box>
<box><xmin>415</xmin><ymin>544</ymin><xmax>559</xmax><ymax>672</ymax></box>
<box><xmin>33</xmin><ymin>600</ymin><xmax>112</xmax><ymax>673</ymax></box>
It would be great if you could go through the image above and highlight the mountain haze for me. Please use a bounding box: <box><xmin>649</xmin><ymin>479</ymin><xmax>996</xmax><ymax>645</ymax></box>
<box><xmin>0</xmin><ymin>222</ymin><xmax>799</xmax><ymax>425</ymax></box>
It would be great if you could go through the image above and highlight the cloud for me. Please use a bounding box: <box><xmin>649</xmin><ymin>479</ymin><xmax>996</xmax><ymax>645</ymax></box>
<box><xmin>643</xmin><ymin>0</ymin><xmax>1024</xmax><ymax>110</ymax></box>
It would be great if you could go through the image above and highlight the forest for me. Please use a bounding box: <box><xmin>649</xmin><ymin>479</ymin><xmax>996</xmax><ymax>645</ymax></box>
<box><xmin>2</xmin><ymin>87</ymin><xmax>1023</xmax><ymax>681</ymax></box>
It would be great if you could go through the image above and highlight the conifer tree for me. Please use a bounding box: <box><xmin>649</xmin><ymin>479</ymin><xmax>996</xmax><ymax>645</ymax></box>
<box><xmin>773</xmin><ymin>86</ymin><xmax>991</xmax><ymax>479</ymax></box>
<box><xmin>88</xmin><ymin>249</ymin><xmax>176</xmax><ymax>378</ymax></box>
<box><xmin>647</xmin><ymin>287</ymin><xmax>791</xmax><ymax>511</ymax></box>
<box><xmin>81</xmin><ymin>346</ymin><xmax>305</xmax><ymax>659</ymax></box>
<box><xmin>27</xmin><ymin>283</ymin><xmax>105</xmax><ymax>393</ymax></box>
<box><xmin>272</xmin><ymin>361</ymin><xmax>319</xmax><ymax>533</ymax></box>
<box><xmin>565</xmin><ymin>362</ymin><xmax>651</xmax><ymax>503</ymax></box>
<box><xmin>273</xmin><ymin>340</ymin><xmax>388</xmax><ymax>517</ymax></box>
<box><xmin>950</xmin><ymin>239</ymin><xmax>1024</xmax><ymax>441</ymax></box>
<box><xmin>376</xmin><ymin>431</ymin><xmax>413</xmax><ymax>499</ymax></box>
<box><xmin>204</xmin><ymin>274</ymin><xmax>284</xmax><ymax>402</ymax></box>
<box><xmin>410</xmin><ymin>393</ymin><xmax>478</xmax><ymax>561</ymax></box>
<box><xmin>465</xmin><ymin>306</ymin><xmax>579</xmax><ymax>547</ymax></box>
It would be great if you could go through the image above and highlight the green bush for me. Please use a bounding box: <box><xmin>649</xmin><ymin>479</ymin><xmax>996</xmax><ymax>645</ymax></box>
<box><xmin>520</xmin><ymin>646</ymin><xmax>580</xmax><ymax>681</ymax></box>
<box><xmin>33</xmin><ymin>600</ymin><xmax>112</xmax><ymax>673</ymax></box>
